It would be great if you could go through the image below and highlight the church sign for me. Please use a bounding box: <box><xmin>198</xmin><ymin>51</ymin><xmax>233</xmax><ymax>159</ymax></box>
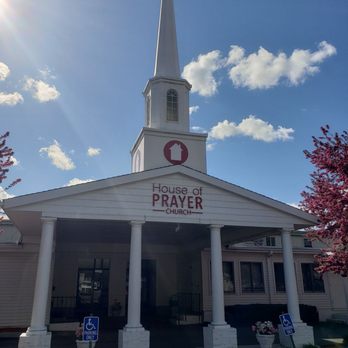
<box><xmin>152</xmin><ymin>183</ymin><xmax>203</xmax><ymax>216</ymax></box>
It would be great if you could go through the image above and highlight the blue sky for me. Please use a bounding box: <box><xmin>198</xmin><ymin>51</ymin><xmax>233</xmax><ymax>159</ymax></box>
<box><xmin>1</xmin><ymin>0</ymin><xmax>347</xmax><ymax>207</ymax></box>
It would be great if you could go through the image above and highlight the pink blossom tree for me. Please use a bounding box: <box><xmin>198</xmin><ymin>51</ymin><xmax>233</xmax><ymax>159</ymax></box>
<box><xmin>0</xmin><ymin>132</ymin><xmax>21</xmax><ymax>220</ymax></box>
<box><xmin>300</xmin><ymin>125</ymin><xmax>348</xmax><ymax>277</ymax></box>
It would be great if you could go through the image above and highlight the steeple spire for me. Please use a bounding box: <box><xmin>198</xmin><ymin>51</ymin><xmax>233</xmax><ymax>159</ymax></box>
<box><xmin>154</xmin><ymin>0</ymin><xmax>180</xmax><ymax>78</ymax></box>
<box><xmin>131</xmin><ymin>0</ymin><xmax>207</xmax><ymax>174</ymax></box>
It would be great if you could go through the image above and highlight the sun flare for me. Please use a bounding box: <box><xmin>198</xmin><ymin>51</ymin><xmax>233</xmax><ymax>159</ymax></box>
<box><xmin>0</xmin><ymin>0</ymin><xmax>9</xmax><ymax>17</ymax></box>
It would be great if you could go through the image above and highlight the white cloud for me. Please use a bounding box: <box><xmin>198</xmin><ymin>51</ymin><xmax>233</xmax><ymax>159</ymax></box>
<box><xmin>65</xmin><ymin>178</ymin><xmax>94</xmax><ymax>187</ymax></box>
<box><xmin>226</xmin><ymin>41</ymin><xmax>336</xmax><ymax>89</ymax></box>
<box><xmin>0</xmin><ymin>62</ymin><xmax>10</xmax><ymax>81</ymax></box>
<box><xmin>0</xmin><ymin>187</ymin><xmax>14</xmax><ymax>220</ymax></box>
<box><xmin>39</xmin><ymin>140</ymin><xmax>75</xmax><ymax>170</ymax></box>
<box><xmin>288</xmin><ymin>202</ymin><xmax>300</xmax><ymax>209</ymax></box>
<box><xmin>0</xmin><ymin>92</ymin><xmax>23</xmax><ymax>106</ymax></box>
<box><xmin>191</xmin><ymin>126</ymin><xmax>207</xmax><ymax>133</ymax></box>
<box><xmin>9</xmin><ymin>156</ymin><xmax>19</xmax><ymax>166</ymax></box>
<box><xmin>206</xmin><ymin>142</ymin><xmax>216</xmax><ymax>151</ymax></box>
<box><xmin>23</xmin><ymin>78</ymin><xmax>60</xmax><ymax>103</ymax></box>
<box><xmin>189</xmin><ymin>105</ymin><xmax>200</xmax><ymax>115</ymax></box>
<box><xmin>182</xmin><ymin>50</ymin><xmax>225</xmax><ymax>97</ymax></box>
<box><xmin>39</xmin><ymin>67</ymin><xmax>56</xmax><ymax>80</ymax></box>
<box><xmin>87</xmin><ymin>147</ymin><xmax>101</xmax><ymax>157</ymax></box>
<box><xmin>209</xmin><ymin>115</ymin><xmax>294</xmax><ymax>142</ymax></box>
<box><xmin>0</xmin><ymin>187</ymin><xmax>14</xmax><ymax>200</ymax></box>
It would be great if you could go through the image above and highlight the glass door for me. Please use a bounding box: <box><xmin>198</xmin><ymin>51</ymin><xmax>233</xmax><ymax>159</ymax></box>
<box><xmin>76</xmin><ymin>258</ymin><xmax>110</xmax><ymax>318</ymax></box>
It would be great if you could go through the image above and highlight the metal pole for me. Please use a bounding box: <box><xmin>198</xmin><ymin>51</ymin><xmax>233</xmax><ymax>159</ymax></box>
<box><xmin>290</xmin><ymin>335</ymin><xmax>296</xmax><ymax>348</ymax></box>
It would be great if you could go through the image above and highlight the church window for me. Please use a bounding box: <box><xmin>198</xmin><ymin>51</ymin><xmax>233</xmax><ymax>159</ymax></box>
<box><xmin>241</xmin><ymin>262</ymin><xmax>265</xmax><ymax>293</ymax></box>
<box><xmin>301</xmin><ymin>263</ymin><xmax>325</xmax><ymax>293</ymax></box>
<box><xmin>146</xmin><ymin>96</ymin><xmax>151</xmax><ymax>126</ymax></box>
<box><xmin>273</xmin><ymin>263</ymin><xmax>286</xmax><ymax>292</ymax></box>
<box><xmin>223</xmin><ymin>262</ymin><xmax>235</xmax><ymax>293</ymax></box>
<box><xmin>167</xmin><ymin>89</ymin><xmax>178</xmax><ymax>121</ymax></box>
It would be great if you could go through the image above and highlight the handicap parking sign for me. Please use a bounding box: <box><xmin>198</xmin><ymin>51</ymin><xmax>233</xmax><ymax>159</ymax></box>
<box><xmin>83</xmin><ymin>316</ymin><xmax>99</xmax><ymax>341</ymax></box>
<box><xmin>279</xmin><ymin>313</ymin><xmax>295</xmax><ymax>336</ymax></box>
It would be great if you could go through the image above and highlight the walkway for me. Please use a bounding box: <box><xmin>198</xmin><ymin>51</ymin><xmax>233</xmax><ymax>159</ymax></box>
<box><xmin>0</xmin><ymin>322</ymin><xmax>347</xmax><ymax>347</ymax></box>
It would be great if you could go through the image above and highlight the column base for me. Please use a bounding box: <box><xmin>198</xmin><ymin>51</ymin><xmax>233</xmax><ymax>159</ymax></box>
<box><xmin>203</xmin><ymin>324</ymin><xmax>237</xmax><ymax>348</ymax></box>
<box><xmin>18</xmin><ymin>330</ymin><xmax>51</xmax><ymax>348</ymax></box>
<box><xmin>278</xmin><ymin>322</ymin><xmax>314</xmax><ymax>347</ymax></box>
<box><xmin>118</xmin><ymin>327</ymin><xmax>150</xmax><ymax>348</ymax></box>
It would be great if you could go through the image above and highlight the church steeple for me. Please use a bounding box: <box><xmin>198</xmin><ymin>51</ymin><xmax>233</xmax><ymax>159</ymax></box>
<box><xmin>131</xmin><ymin>0</ymin><xmax>207</xmax><ymax>174</ymax></box>
<box><xmin>154</xmin><ymin>0</ymin><xmax>180</xmax><ymax>78</ymax></box>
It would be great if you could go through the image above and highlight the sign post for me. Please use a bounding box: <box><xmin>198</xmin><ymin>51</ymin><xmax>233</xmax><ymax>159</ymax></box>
<box><xmin>83</xmin><ymin>316</ymin><xmax>99</xmax><ymax>347</ymax></box>
<box><xmin>279</xmin><ymin>313</ymin><xmax>296</xmax><ymax>348</ymax></box>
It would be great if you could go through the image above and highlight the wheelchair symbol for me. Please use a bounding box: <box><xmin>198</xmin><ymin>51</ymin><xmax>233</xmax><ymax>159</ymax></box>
<box><xmin>85</xmin><ymin>318</ymin><xmax>96</xmax><ymax>331</ymax></box>
<box><xmin>282</xmin><ymin>318</ymin><xmax>291</xmax><ymax>327</ymax></box>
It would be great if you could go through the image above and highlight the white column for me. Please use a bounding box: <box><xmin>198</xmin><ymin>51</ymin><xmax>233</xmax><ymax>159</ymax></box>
<box><xmin>126</xmin><ymin>221</ymin><xmax>144</xmax><ymax>329</ymax></box>
<box><xmin>281</xmin><ymin>228</ymin><xmax>302</xmax><ymax>323</ymax></box>
<box><xmin>30</xmin><ymin>217</ymin><xmax>56</xmax><ymax>331</ymax></box>
<box><xmin>278</xmin><ymin>228</ymin><xmax>314</xmax><ymax>348</ymax></box>
<box><xmin>210</xmin><ymin>224</ymin><xmax>226</xmax><ymax>326</ymax></box>
<box><xmin>18</xmin><ymin>217</ymin><xmax>56</xmax><ymax>348</ymax></box>
<box><xmin>119</xmin><ymin>221</ymin><xmax>149</xmax><ymax>348</ymax></box>
<box><xmin>203</xmin><ymin>224</ymin><xmax>237</xmax><ymax>348</ymax></box>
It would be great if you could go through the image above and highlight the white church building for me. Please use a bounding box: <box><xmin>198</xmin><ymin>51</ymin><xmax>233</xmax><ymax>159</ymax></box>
<box><xmin>1</xmin><ymin>1</ymin><xmax>348</xmax><ymax>348</ymax></box>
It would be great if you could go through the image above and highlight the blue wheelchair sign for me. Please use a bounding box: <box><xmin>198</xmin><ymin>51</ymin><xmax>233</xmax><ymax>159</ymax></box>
<box><xmin>279</xmin><ymin>313</ymin><xmax>295</xmax><ymax>336</ymax></box>
<box><xmin>83</xmin><ymin>316</ymin><xmax>99</xmax><ymax>341</ymax></box>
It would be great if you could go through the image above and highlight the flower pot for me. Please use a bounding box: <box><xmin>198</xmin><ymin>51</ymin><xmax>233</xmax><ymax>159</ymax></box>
<box><xmin>256</xmin><ymin>333</ymin><xmax>275</xmax><ymax>348</ymax></box>
<box><xmin>76</xmin><ymin>340</ymin><xmax>96</xmax><ymax>348</ymax></box>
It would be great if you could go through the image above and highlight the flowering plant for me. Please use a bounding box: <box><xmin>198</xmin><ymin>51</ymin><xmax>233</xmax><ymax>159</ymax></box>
<box><xmin>75</xmin><ymin>325</ymin><xmax>83</xmax><ymax>340</ymax></box>
<box><xmin>252</xmin><ymin>321</ymin><xmax>277</xmax><ymax>335</ymax></box>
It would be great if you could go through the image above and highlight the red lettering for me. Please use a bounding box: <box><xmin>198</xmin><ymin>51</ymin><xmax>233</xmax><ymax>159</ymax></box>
<box><xmin>188</xmin><ymin>196</ymin><xmax>194</xmax><ymax>209</ymax></box>
<box><xmin>195</xmin><ymin>197</ymin><xmax>203</xmax><ymax>209</ymax></box>
<box><xmin>162</xmin><ymin>194</ymin><xmax>169</xmax><ymax>207</ymax></box>
<box><xmin>152</xmin><ymin>194</ymin><xmax>160</xmax><ymax>206</ymax></box>
<box><xmin>178</xmin><ymin>195</ymin><xmax>186</xmax><ymax>208</ymax></box>
<box><xmin>170</xmin><ymin>195</ymin><xmax>178</xmax><ymax>208</ymax></box>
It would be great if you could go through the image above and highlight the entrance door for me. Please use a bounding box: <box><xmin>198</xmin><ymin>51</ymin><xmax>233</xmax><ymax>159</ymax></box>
<box><xmin>141</xmin><ymin>260</ymin><xmax>156</xmax><ymax>315</ymax></box>
<box><xmin>76</xmin><ymin>259</ymin><xmax>110</xmax><ymax>318</ymax></box>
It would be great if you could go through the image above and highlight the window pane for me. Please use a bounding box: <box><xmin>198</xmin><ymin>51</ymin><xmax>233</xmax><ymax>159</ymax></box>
<box><xmin>223</xmin><ymin>262</ymin><xmax>235</xmax><ymax>292</ymax></box>
<box><xmin>241</xmin><ymin>262</ymin><xmax>252</xmax><ymax>292</ymax></box>
<box><xmin>167</xmin><ymin>89</ymin><xmax>178</xmax><ymax>121</ymax></box>
<box><xmin>301</xmin><ymin>263</ymin><xmax>325</xmax><ymax>293</ymax></box>
<box><xmin>274</xmin><ymin>263</ymin><xmax>285</xmax><ymax>292</ymax></box>
<box><xmin>251</xmin><ymin>263</ymin><xmax>264</xmax><ymax>292</ymax></box>
<box><xmin>304</xmin><ymin>238</ymin><xmax>312</xmax><ymax>248</ymax></box>
<box><xmin>146</xmin><ymin>97</ymin><xmax>150</xmax><ymax>126</ymax></box>
<box><xmin>241</xmin><ymin>262</ymin><xmax>264</xmax><ymax>293</ymax></box>
<box><xmin>266</xmin><ymin>237</ymin><xmax>276</xmax><ymax>246</ymax></box>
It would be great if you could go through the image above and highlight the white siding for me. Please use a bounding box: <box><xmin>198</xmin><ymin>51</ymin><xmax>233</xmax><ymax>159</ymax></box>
<box><xmin>15</xmin><ymin>174</ymin><xmax>310</xmax><ymax>228</ymax></box>
<box><xmin>201</xmin><ymin>249</ymin><xmax>334</xmax><ymax>322</ymax></box>
<box><xmin>0</xmin><ymin>249</ymin><xmax>38</xmax><ymax>327</ymax></box>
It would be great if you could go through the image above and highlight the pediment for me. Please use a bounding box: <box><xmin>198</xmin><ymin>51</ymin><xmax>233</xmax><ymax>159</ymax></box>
<box><xmin>4</xmin><ymin>166</ymin><xmax>317</xmax><ymax>233</ymax></box>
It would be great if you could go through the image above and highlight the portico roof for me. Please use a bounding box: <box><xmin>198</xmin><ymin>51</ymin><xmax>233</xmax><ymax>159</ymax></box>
<box><xmin>2</xmin><ymin>165</ymin><xmax>317</xmax><ymax>238</ymax></box>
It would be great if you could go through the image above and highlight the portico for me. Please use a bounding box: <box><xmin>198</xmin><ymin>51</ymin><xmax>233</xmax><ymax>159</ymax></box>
<box><xmin>3</xmin><ymin>165</ymin><xmax>317</xmax><ymax>348</ymax></box>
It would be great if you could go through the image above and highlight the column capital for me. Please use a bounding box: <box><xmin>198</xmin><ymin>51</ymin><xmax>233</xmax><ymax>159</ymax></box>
<box><xmin>281</xmin><ymin>227</ymin><xmax>293</xmax><ymax>234</ymax></box>
<box><xmin>210</xmin><ymin>224</ymin><xmax>224</xmax><ymax>230</ymax></box>
<box><xmin>41</xmin><ymin>217</ymin><xmax>57</xmax><ymax>224</ymax></box>
<box><xmin>130</xmin><ymin>220</ymin><xmax>145</xmax><ymax>227</ymax></box>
